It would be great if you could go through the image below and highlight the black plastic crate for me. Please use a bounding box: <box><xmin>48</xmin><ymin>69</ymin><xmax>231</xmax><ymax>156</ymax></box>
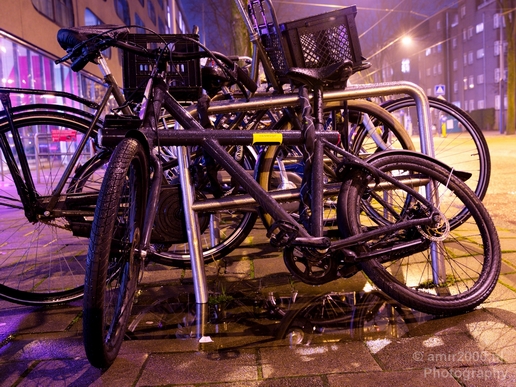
<box><xmin>122</xmin><ymin>34</ymin><xmax>202</xmax><ymax>102</ymax></box>
<box><xmin>262</xmin><ymin>6</ymin><xmax>365</xmax><ymax>80</ymax></box>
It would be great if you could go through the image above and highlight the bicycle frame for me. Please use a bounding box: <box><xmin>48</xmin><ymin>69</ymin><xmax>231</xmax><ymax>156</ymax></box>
<box><xmin>115</xmin><ymin>75</ymin><xmax>443</xmax><ymax>311</ymax></box>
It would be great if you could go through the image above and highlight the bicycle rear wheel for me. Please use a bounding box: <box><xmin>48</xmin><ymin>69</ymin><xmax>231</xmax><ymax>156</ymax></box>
<box><xmin>83</xmin><ymin>138</ymin><xmax>148</xmax><ymax>369</ymax></box>
<box><xmin>338</xmin><ymin>153</ymin><xmax>501</xmax><ymax>315</ymax></box>
<box><xmin>0</xmin><ymin>109</ymin><xmax>105</xmax><ymax>305</ymax></box>
<box><xmin>382</xmin><ymin>96</ymin><xmax>490</xmax><ymax>200</ymax></box>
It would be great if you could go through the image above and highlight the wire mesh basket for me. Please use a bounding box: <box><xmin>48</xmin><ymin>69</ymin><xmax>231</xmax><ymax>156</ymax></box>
<box><xmin>260</xmin><ymin>5</ymin><xmax>368</xmax><ymax>83</ymax></box>
<box><xmin>122</xmin><ymin>34</ymin><xmax>202</xmax><ymax>102</ymax></box>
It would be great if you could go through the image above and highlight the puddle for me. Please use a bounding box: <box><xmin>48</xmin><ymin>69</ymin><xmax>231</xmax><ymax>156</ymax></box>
<box><xmin>126</xmin><ymin>281</ymin><xmax>434</xmax><ymax>348</ymax></box>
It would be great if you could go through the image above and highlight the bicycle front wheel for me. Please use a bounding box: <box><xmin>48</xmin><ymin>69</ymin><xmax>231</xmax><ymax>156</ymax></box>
<box><xmin>83</xmin><ymin>138</ymin><xmax>148</xmax><ymax>369</ymax></box>
<box><xmin>0</xmin><ymin>109</ymin><xmax>105</xmax><ymax>305</ymax></box>
<box><xmin>338</xmin><ymin>153</ymin><xmax>501</xmax><ymax>315</ymax></box>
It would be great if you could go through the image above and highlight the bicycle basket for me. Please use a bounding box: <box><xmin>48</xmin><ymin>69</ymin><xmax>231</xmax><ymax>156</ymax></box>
<box><xmin>262</xmin><ymin>6</ymin><xmax>367</xmax><ymax>82</ymax></box>
<box><xmin>122</xmin><ymin>34</ymin><xmax>202</xmax><ymax>102</ymax></box>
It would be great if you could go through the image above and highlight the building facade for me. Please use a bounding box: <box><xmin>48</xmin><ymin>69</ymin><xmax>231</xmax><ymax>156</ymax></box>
<box><xmin>0</xmin><ymin>0</ymin><xmax>191</xmax><ymax>106</ymax></box>
<box><xmin>358</xmin><ymin>0</ymin><xmax>508</xmax><ymax>132</ymax></box>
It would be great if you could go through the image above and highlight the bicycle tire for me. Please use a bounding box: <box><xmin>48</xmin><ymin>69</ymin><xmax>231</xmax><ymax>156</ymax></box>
<box><xmin>83</xmin><ymin>137</ymin><xmax>148</xmax><ymax>369</ymax></box>
<box><xmin>0</xmin><ymin>109</ymin><xmax>105</xmax><ymax>305</ymax></box>
<box><xmin>381</xmin><ymin>96</ymin><xmax>491</xmax><ymax>200</ymax></box>
<box><xmin>337</xmin><ymin>153</ymin><xmax>501</xmax><ymax>316</ymax></box>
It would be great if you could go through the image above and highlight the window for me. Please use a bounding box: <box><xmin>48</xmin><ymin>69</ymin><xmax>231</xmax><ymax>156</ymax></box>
<box><xmin>468</xmin><ymin>51</ymin><xmax>474</xmax><ymax>64</ymax></box>
<box><xmin>469</xmin><ymin>76</ymin><xmax>474</xmax><ymax>88</ymax></box>
<box><xmin>147</xmin><ymin>0</ymin><xmax>156</xmax><ymax>25</ymax></box>
<box><xmin>32</xmin><ymin>0</ymin><xmax>74</xmax><ymax>27</ymax></box>
<box><xmin>138</xmin><ymin>0</ymin><xmax>144</xmax><ymax>5</ymax></box>
<box><xmin>477</xmin><ymin>74</ymin><xmax>484</xmax><ymax>84</ymax></box>
<box><xmin>156</xmin><ymin>0</ymin><xmax>164</xmax><ymax>9</ymax></box>
<box><xmin>476</xmin><ymin>23</ymin><xmax>484</xmax><ymax>33</ymax></box>
<box><xmin>134</xmin><ymin>13</ymin><xmax>145</xmax><ymax>33</ymax></box>
<box><xmin>401</xmin><ymin>59</ymin><xmax>410</xmax><ymax>73</ymax></box>
<box><xmin>452</xmin><ymin>38</ymin><xmax>457</xmax><ymax>48</ymax></box>
<box><xmin>426</xmin><ymin>48</ymin><xmax>431</xmax><ymax>56</ymax></box>
<box><xmin>437</xmin><ymin>20</ymin><xmax>441</xmax><ymax>30</ymax></box>
<box><xmin>461</xmin><ymin>6</ymin><xmax>466</xmax><ymax>18</ymax></box>
<box><xmin>462</xmin><ymin>28</ymin><xmax>467</xmax><ymax>41</ymax></box>
<box><xmin>495</xmin><ymin>68</ymin><xmax>501</xmax><ymax>82</ymax></box>
<box><xmin>468</xmin><ymin>27</ymin><xmax>473</xmax><ymax>39</ymax></box>
<box><xmin>437</xmin><ymin>62</ymin><xmax>442</xmax><ymax>74</ymax></box>
<box><xmin>115</xmin><ymin>0</ymin><xmax>131</xmax><ymax>25</ymax></box>
<box><xmin>453</xmin><ymin>81</ymin><xmax>458</xmax><ymax>93</ymax></box>
<box><xmin>477</xmin><ymin>48</ymin><xmax>484</xmax><ymax>59</ymax></box>
<box><xmin>494</xmin><ymin>13</ymin><xmax>505</xmax><ymax>28</ymax></box>
<box><xmin>453</xmin><ymin>59</ymin><xmax>458</xmax><ymax>71</ymax></box>
<box><xmin>463</xmin><ymin>77</ymin><xmax>468</xmax><ymax>90</ymax></box>
<box><xmin>451</xmin><ymin>14</ymin><xmax>459</xmax><ymax>27</ymax></box>
<box><xmin>176</xmin><ymin>11</ymin><xmax>186</xmax><ymax>33</ymax></box>
<box><xmin>426</xmin><ymin>68</ymin><xmax>431</xmax><ymax>76</ymax></box>
<box><xmin>494</xmin><ymin>40</ymin><xmax>500</xmax><ymax>56</ymax></box>
<box><xmin>0</xmin><ymin>33</ymin><xmax>104</xmax><ymax>107</ymax></box>
<box><xmin>463</xmin><ymin>53</ymin><xmax>467</xmax><ymax>66</ymax></box>
<box><xmin>158</xmin><ymin>17</ymin><xmax>168</xmax><ymax>34</ymax></box>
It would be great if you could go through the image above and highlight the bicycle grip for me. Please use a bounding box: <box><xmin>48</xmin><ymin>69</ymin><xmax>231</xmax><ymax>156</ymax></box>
<box><xmin>70</xmin><ymin>55</ymin><xmax>90</xmax><ymax>72</ymax></box>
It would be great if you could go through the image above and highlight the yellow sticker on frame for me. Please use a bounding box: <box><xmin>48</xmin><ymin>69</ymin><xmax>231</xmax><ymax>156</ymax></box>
<box><xmin>252</xmin><ymin>133</ymin><xmax>283</xmax><ymax>145</ymax></box>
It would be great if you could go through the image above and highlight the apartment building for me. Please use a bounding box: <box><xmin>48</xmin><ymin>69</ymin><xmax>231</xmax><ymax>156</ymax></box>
<box><xmin>390</xmin><ymin>0</ymin><xmax>508</xmax><ymax>131</ymax></box>
<box><xmin>0</xmin><ymin>0</ymin><xmax>190</xmax><ymax>105</ymax></box>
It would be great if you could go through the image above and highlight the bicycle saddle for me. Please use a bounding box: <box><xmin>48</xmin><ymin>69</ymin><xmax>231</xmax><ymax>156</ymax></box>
<box><xmin>57</xmin><ymin>25</ymin><xmax>128</xmax><ymax>51</ymax></box>
<box><xmin>287</xmin><ymin>60</ymin><xmax>354</xmax><ymax>89</ymax></box>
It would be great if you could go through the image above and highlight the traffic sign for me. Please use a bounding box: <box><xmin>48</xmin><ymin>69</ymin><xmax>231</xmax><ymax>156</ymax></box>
<box><xmin>435</xmin><ymin>84</ymin><xmax>446</xmax><ymax>96</ymax></box>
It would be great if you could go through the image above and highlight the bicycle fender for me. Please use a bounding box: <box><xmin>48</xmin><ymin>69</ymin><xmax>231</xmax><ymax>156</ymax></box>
<box><xmin>364</xmin><ymin>150</ymin><xmax>472</xmax><ymax>182</ymax></box>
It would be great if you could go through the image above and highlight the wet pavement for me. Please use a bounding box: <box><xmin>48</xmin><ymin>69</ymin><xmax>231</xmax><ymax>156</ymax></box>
<box><xmin>1</xmin><ymin>132</ymin><xmax>516</xmax><ymax>386</ymax></box>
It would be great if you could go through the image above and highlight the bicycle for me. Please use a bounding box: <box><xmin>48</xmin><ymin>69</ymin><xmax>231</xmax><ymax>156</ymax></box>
<box><xmin>58</xmin><ymin>23</ymin><xmax>501</xmax><ymax>368</ymax></box>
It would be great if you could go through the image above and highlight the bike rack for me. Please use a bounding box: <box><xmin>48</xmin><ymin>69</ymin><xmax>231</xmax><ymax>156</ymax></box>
<box><xmin>168</xmin><ymin>80</ymin><xmax>439</xmax><ymax>342</ymax></box>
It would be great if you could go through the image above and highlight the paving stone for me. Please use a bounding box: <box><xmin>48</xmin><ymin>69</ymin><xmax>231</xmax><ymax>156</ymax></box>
<box><xmin>259</xmin><ymin>342</ymin><xmax>381</xmax><ymax>379</ymax></box>
<box><xmin>327</xmin><ymin>370</ymin><xmax>461</xmax><ymax>386</ymax></box>
<box><xmin>136</xmin><ymin>349</ymin><xmax>258</xmax><ymax>385</ymax></box>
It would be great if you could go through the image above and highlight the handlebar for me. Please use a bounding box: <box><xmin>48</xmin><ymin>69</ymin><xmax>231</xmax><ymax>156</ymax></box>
<box><xmin>55</xmin><ymin>25</ymin><xmax>257</xmax><ymax>94</ymax></box>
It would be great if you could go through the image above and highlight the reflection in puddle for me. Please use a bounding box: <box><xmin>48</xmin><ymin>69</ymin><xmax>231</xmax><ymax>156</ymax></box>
<box><xmin>126</xmin><ymin>288</ymin><xmax>434</xmax><ymax>347</ymax></box>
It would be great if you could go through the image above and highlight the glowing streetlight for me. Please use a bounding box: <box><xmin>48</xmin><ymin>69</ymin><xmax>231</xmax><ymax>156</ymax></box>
<box><xmin>401</xmin><ymin>36</ymin><xmax>413</xmax><ymax>46</ymax></box>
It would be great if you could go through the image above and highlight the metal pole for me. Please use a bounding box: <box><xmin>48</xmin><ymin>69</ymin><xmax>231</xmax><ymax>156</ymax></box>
<box><xmin>499</xmin><ymin>18</ymin><xmax>505</xmax><ymax>134</ymax></box>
